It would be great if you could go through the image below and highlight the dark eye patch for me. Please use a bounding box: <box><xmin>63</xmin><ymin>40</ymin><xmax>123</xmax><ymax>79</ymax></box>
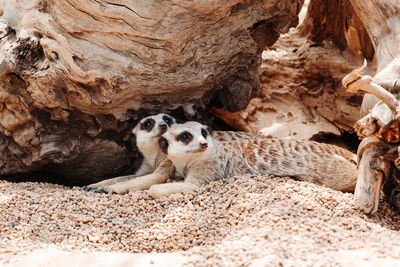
<box><xmin>177</xmin><ymin>131</ymin><xmax>193</xmax><ymax>144</ymax></box>
<box><xmin>201</xmin><ymin>128</ymin><xmax>208</xmax><ymax>139</ymax></box>
<box><xmin>162</xmin><ymin>115</ymin><xmax>174</xmax><ymax>127</ymax></box>
<box><xmin>140</xmin><ymin>118</ymin><xmax>155</xmax><ymax>132</ymax></box>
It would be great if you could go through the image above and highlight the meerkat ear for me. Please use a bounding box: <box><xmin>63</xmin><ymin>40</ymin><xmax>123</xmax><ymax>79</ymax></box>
<box><xmin>207</xmin><ymin>126</ymin><xmax>213</xmax><ymax>136</ymax></box>
<box><xmin>158</xmin><ymin>137</ymin><xmax>169</xmax><ymax>154</ymax></box>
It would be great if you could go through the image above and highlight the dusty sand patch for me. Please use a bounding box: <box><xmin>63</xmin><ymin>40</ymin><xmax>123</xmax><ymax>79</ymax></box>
<box><xmin>0</xmin><ymin>175</ymin><xmax>399</xmax><ymax>266</ymax></box>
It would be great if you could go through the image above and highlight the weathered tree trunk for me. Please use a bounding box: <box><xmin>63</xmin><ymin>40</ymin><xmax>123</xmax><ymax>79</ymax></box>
<box><xmin>342</xmin><ymin>0</ymin><xmax>400</xmax><ymax>213</ymax></box>
<box><xmin>209</xmin><ymin>0</ymin><xmax>400</xmax><ymax>212</ymax></box>
<box><xmin>349</xmin><ymin>0</ymin><xmax>400</xmax><ymax>116</ymax></box>
<box><xmin>212</xmin><ymin>0</ymin><xmax>374</xmax><ymax>141</ymax></box>
<box><xmin>0</xmin><ymin>0</ymin><xmax>303</xmax><ymax>184</ymax></box>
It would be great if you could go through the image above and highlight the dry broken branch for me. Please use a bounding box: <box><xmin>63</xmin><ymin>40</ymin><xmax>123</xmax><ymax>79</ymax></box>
<box><xmin>354</xmin><ymin>144</ymin><xmax>389</xmax><ymax>214</ymax></box>
<box><xmin>344</xmin><ymin>58</ymin><xmax>400</xmax><ymax>214</ymax></box>
<box><xmin>343</xmin><ymin>60</ymin><xmax>400</xmax><ymax>114</ymax></box>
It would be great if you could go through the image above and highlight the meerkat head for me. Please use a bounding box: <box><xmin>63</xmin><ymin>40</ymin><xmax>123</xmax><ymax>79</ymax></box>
<box><xmin>158</xmin><ymin>121</ymin><xmax>215</xmax><ymax>161</ymax></box>
<box><xmin>132</xmin><ymin>113</ymin><xmax>175</xmax><ymax>151</ymax></box>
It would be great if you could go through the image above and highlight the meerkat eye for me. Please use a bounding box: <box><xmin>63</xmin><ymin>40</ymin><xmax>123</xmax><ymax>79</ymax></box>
<box><xmin>162</xmin><ymin>115</ymin><xmax>173</xmax><ymax>126</ymax></box>
<box><xmin>140</xmin><ymin>119</ymin><xmax>155</xmax><ymax>131</ymax></box>
<box><xmin>177</xmin><ymin>131</ymin><xmax>193</xmax><ymax>143</ymax></box>
<box><xmin>201</xmin><ymin>128</ymin><xmax>208</xmax><ymax>138</ymax></box>
<box><xmin>180</xmin><ymin>133</ymin><xmax>188</xmax><ymax>140</ymax></box>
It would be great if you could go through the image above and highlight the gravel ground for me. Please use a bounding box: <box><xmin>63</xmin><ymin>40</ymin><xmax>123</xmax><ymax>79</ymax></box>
<box><xmin>1</xmin><ymin>175</ymin><xmax>400</xmax><ymax>266</ymax></box>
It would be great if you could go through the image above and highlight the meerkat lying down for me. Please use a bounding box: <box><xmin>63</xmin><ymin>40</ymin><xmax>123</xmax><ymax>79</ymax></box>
<box><xmin>85</xmin><ymin>114</ymin><xmax>260</xmax><ymax>194</ymax></box>
<box><xmin>148</xmin><ymin>121</ymin><xmax>358</xmax><ymax>198</ymax></box>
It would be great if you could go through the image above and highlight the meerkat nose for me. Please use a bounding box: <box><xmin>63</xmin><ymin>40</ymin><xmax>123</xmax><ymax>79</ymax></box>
<box><xmin>159</xmin><ymin>123</ymin><xmax>167</xmax><ymax>130</ymax></box>
<box><xmin>200</xmin><ymin>142</ymin><xmax>208</xmax><ymax>148</ymax></box>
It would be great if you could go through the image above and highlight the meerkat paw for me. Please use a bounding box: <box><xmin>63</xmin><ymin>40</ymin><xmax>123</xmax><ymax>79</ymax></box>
<box><xmin>83</xmin><ymin>182</ymin><xmax>106</xmax><ymax>191</ymax></box>
<box><xmin>101</xmin><ymin>184</ymin><xmax>129</xmax><ymax>194</ymax></box>
<box><xmin>83</xmin><ymin>186</ymin><xmax>107</xmax><ymax>193</ymax></box>
<box><xmin>147</xmin><ymin>185</ymin><xmax>169</xmax><ymax>198</ymax></box>
<box><xmin>83</xmin><ymin>184</ymin><xmax>103</xmax><ymax>192</ymax></box>
<box><xmin>83</xmin><ymin>184</ymin><xmax>129</xmax><ymax>194</ymax></box>
<box><xmin>148</xmin><ymin>182</ymin><xmax>197</xmax><ymax>198</ymax></box>
<box><xmin>83</xmin><ymin>183</ymin><xmax>111</xmax><ymax>192</ymax></box>
<box><xmin>84</xmin><ymin>175</ymin><xmax>134</xmax><ymax>190</ymax></box>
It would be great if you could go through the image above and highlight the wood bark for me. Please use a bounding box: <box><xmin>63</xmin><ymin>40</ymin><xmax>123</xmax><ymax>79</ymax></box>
<box><xmin>0</xmin><ymin>0</ymin><xmax>303</xmax><ymax>184</ymax></box>
<box><xmin>349</xmin><ymin>0</ymin><xmax>400</xmax><ymax>115</ymax></box>
<box><xmin>210</xmin><ymin>0</ymin><xmax>400</xmax><ymax>212</ymax></box>
<box><xmin>342</xmin><ymin>0</ymin><xmax>400</xmax><ymax>212</ymax></box>
<box><xmin>212</xmin><ymin>0</ymin><xmax>374</xmax><ymax>142</ymax></box>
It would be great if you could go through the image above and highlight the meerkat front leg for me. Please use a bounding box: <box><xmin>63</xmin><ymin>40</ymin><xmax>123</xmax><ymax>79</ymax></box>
<box><xmin>84</xmin><ymin>175</ymin><xmax>134</xmax><ymax>190</ymax></box>
<box><xmin>99</xmin><ymin>159</ymin><xmax>175</xmax><ymax>194</ymax></box>
<box><xmin>147</xmin><ymin>171</ymin><xmax>203</xmax><ymax>198</ymax></box>
<box><xmin>148</xmin><ymin>182</ymin><xmax>198</xmax><ymax>198</ymax></box>
<box><xmin>84</xmin><ymin>163</ymin><xmax>153</xmax><ymax>189</ymax></box>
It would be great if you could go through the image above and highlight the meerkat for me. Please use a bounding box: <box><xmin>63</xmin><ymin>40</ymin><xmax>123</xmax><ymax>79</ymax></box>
<box><xmin>84</xmin><ymin>113</ymin><xmax>176</xmax><ymax>194</ymax></box>
<box><xmin>148</xmin><ymin>121</ymin><xmax>358</xmax><ymax>198</ymax></box>
<box><xmin>85</xmin><ymin>114</ymin><xmax>261</xmax><ymax>194</ymax></box>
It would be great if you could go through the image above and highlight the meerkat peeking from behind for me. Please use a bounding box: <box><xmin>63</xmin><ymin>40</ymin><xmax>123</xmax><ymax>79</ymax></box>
<box><xmin>133</xmin><ymin>113</ymin><xmax>175</xmax><ymax>168</ymax></box>
<box><xmin>148</xmin><ymin>121</ymin><xmax>358</xmax><ymax>198</ymax></box>
<box><xmin>84</xmin><ymin>113</ymin><xmax>176</xmax><ymax>193</ymax></box>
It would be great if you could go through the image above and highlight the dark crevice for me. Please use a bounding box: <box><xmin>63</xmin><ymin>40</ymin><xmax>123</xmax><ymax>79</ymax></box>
<box><xmin>0</xmin><ymin>28</ymin><xmax>15</xmax><ymax>40</ymax></box>
<box><xmin>310</xmin><ymin>131</ymin><xmax>360</xmax><ymax>154</ymax></box>
<box><xmin>1</xmin><ymin>171</ymin><xmax>70</xmax><ymax>186</ymax></box>
<box><xmin>104</xmin><ymin>2</ymin><xmax>151</xmax><ymax>20</ymax></box>
<box><xmin>249</xmin><ymin>20</ymin><xmax>280</xmax><ymax>52</ymax></box>
<box><xmin>65</xmin><ymin>0</ymin><xmax>101</xmax><ymax>22</ymax></box>
<box><xmin>15</xmin><ymin>38</ymin><xmax>45</xmax><ymax>73</ymax></box>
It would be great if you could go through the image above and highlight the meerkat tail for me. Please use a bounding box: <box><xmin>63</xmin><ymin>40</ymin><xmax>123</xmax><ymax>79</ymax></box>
<box><xmin>225</xmin><ymin>138</ymin><xmax>358</xmax><ymax>192</ymax></box>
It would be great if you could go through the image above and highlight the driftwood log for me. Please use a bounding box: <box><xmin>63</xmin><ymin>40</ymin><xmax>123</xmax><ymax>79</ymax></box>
<box><xmin>208</xmin><ymin>0</ymin><xmax>400</xmax><ymax>213</ymax></box>
<box><xmin>0</xmin><ymin>0</ymin><xmax>303</xmax><ymax>184</ymax></box>
<box><xmin>342</xmin><ymin>0</ymin><xmax>400</xmax><ymax>213</ymax></box>
<box><xmin>212</xmin><ymin>0</ymin><xmax>373</xmax><ymax>141</ymax></box>
<box><xmin>2</xmin><ymin>0</ymin><xmax>400</xmax><ymax>208</ymax></box>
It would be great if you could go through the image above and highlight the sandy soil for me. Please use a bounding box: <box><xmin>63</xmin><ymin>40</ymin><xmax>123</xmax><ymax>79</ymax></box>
<box><xmin>1</xmin><ymin>175</ymin><xmax>400</xmax><ymax>266</ymax></box>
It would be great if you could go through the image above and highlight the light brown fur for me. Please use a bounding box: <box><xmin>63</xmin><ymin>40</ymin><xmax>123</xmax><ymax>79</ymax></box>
<box><xmin>85</xmin><ymin>114</ymin><xmax>259</xmax><ymax>194</ymax></box>
<box><xmin>85</xmin><ymin>113</ymin><xmax>176</xmax><ymax>194</ymax></box>
<box><xmin>148</xmin><ymin>122</ymin><xmax>358</xmax><ymax>198</ymax></box>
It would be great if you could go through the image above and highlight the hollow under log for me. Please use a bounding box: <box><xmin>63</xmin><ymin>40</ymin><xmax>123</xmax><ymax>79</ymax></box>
<box><xmin>0</xmin><ymin>0</ymin><xmax>303</xmax><ymax>184</ymax></box>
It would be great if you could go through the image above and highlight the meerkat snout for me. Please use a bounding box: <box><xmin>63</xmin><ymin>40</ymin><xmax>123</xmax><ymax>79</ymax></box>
<box><xmin>159</xmin><ymin>122</ymin><xmax>168</xmax><ymax>132</ymax></box>
<box><xmin>200</xmin><ymin>142</ymin><xmax>208</xmax><ymax>149</ymax></box>
<box><xmin>199</xmin><ymin>137</ymin><xmax>208</xmax><ymax>149</ymax></box>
